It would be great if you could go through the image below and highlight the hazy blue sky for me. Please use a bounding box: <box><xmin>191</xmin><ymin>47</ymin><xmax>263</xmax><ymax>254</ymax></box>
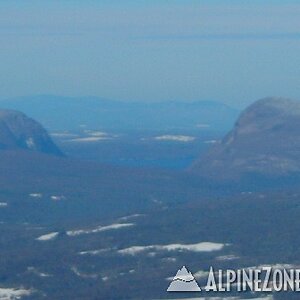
<box><xmin>1</xmin><ymin>0</ymin><xmax>300</xmax><ymax>107</ymax></box>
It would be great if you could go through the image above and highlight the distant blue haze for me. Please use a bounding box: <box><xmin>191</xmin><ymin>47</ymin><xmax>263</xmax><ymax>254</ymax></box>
<box><xmin>0</xmin><ymin>1</ymin><xmax>300</xmax><ymax>108</ymax></box>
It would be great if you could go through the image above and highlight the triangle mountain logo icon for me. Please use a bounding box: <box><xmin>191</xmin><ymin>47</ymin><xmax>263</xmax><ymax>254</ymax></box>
<box><xmin>167</xmin><ymin>266</ymin><xmax>201</xmax><ymax>292</ymax></box>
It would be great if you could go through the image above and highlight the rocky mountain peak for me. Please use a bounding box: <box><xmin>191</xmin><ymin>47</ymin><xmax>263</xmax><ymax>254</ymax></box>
<box><xmin>190</xmin><ymin>97</ymin><xmax>300</xmax><ymax>180</ymax></box>
<box><xmin>0</xmin><ymin>109</ymin><xmax>63</xmax><ymax>156</ymax></box>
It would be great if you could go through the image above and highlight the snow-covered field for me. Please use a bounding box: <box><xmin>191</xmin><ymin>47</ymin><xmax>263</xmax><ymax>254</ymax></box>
<box><xmin>66</xmin><ymin>223</ymin><xmax>134</xmax><ymax>237</ymax></box>
<box><xmin>36</xmin><ymin>232</ymin><xmax>59</xmax><ymax>241</ymax></box>
<box><xmin>118</xmin><ymin>242</ymin><xmax>226</xmax><ymax>255</ymax></box>
<box><xmin>0</xmin><ymin>287</ymin><xmax>32</xmax><ymax>300</ymax></box>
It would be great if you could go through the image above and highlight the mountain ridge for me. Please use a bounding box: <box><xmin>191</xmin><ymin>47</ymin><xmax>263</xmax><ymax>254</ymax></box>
<box><xmin>0</xmin><ymin>95</ymin><xmax>239</xmax><ymax>131</ymax></box>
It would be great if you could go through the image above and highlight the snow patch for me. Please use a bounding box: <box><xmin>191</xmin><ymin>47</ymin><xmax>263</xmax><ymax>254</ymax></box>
<box><xmin>29</xmin><ymin>193</ymin><xmax>42</xmax><ymax>198</ymax></box>
<box><xmin>79</xmin><ymin>249</ymin><xmax>111</xmax><ymax>256</ymax></box>
<box><xmin>51</xmin><ymin>132</ymin><xmax>78</xmax><ymax>138</ymax></box>
<box><xmin>216</xmin><ymin>255</ymin><xmax>240</xmax><ymax>261</ymax></box>
<box><xmin>118</xmin><ymin>242</ymin><xmax>226</xmax><ymax>255</ymax></box>
<box><xmin>118</xmin><ymin>214</ymin><xmax>144</xmax><ymax>221</ymax></box>
<box><xmin>51</xmin><ymin>195</ymin><xmax>66</xmax><ymax>201</ymax></box>
<box><xmin>68</xmin><ymin>137</ymin><xmax>111</xmax><ymax>142</ymax></box>
<box><xmin>204</xmin><ymin>139</ymin><xmax>218</xmax><ymax>144</ymax></box>
<box><xmin>27</xmin><ymin>267</ymin><xmax>51</xmax><ymax>278</ymax></box>
<box><xmin>85</xmin><ymin>131</ymin><xmax>108</xmax><ymax>137</ymax></box>
<box><xmin>154</xmin><ymin>135</ymin><xmax>195</xmax><ymax>142</ymax></box>
<box><xmin>0</xmin><ymin>287</ymin><xmax>32</xmax><ymax>300</ymax></box>
<box><xmin>36</xmin><ymin>232</ymin><xmax>59</xmax><ymax>241</ymax></box>
<box><xmin>67</xmin><ymin>223</ymin><xmax>134</xmax><ymax>237</ymax></box>
<box><xmin>71</xmin><ymin>267</ymin><xmax>98</xmax><ymax>279</ymax></box>
<box><xmin>26</xmin><ymin>138</ymin><xmax>35</xmax><ymax>149</ymax></box>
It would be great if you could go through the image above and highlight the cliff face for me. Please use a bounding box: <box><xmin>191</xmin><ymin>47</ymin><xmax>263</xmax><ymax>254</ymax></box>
<box><xmin>190</xmin><ymin>97</ymin><xmax>300</xmax><ymax>180</ymax></box>
<box><xmin>0</xmin><ymin>109</ymin><xmax>63</xmax><ymax>156</ymax></box>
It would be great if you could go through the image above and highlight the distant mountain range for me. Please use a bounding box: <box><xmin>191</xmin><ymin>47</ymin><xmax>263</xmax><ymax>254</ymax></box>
<box><xmin>0</xmin><ymin>109</ymin><xmax>62</xmax><ymax>156</ymax></box>
<box><xmin>191</xmin><ymin>97</ymin><xmax>300</xmax><ymax>182</ymax></box>
<box><xmin>0</xmin><ymin>95</ymin><xmax>239</xmax><ymax>131</ymax></box>
<box><xmin>3</xmin><ymin>96</ymin><xmax>300</xmax><ymax>192</ymax></box>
